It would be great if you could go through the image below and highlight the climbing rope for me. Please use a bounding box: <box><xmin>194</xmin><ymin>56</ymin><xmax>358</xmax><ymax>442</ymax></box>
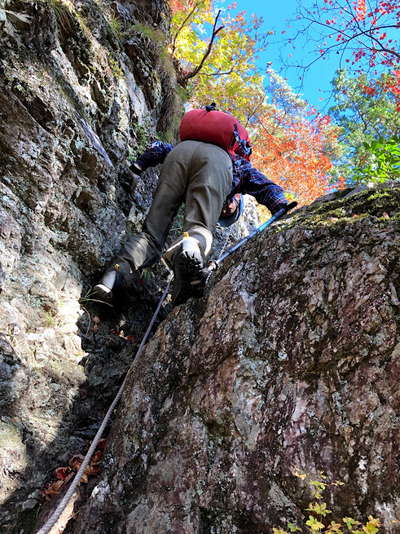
<box><xmin>207</xmin><ymin>201</ymin><xmax>297</xmax><ymax>273</ymax></box>
<box><xmin>35</xmin><ymin>273</ymin><xmax>173</xmax><ymax>534</ymax></box>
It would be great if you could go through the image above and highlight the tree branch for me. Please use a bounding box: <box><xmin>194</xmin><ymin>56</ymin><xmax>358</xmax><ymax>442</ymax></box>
<box><xmin>301</xmin><ymin>15</ymin><xmax>400</xmax><ymax>62</ymax></box>
<box><xmin>199</xmin><ymin>68</ymin><xmax>235</xmax><ymax>76</ymax></box>
<box><xmin>245</xmin><ymin>94</ymin><xmax>267</xmax><ymax>126</ymax></box>
<box><xmin>182</xmin><ymin>9</ymin><xmax>224</xmax><ymax>81</ymax></box>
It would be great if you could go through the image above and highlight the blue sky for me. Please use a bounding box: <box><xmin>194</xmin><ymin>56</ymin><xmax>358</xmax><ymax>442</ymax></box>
<box><xmin>225</xmin><ymin>0</ymin><xmax>341</xmax><ymax>113</ymax></box>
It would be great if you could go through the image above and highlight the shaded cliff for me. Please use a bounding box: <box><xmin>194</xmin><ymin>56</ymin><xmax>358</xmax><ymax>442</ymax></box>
<box><xmin>70</xmin><ymin>185</ymin><xmax>400</xmax><ymax>533</ymax></box>
<box><xmin>0</xmin><ymin>0</ymin><xmax>176</xmax><ymax>530</ymax></box>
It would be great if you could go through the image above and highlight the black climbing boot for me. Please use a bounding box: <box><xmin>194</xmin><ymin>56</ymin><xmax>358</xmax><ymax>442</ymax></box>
<box><xmin>172</xmin><ymin>236</ymin><xmax>207</xmax><ymax>305</ymax></box>
<box><xmin>92</xmin><ymin>259</ymin><xmax>133</xmax><ymax>303</ymax></box>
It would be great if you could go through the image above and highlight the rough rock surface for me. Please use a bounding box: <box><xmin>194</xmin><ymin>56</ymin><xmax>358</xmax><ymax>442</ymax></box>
<box><xmin>4</xmin><ymin>2</ymin><xmax>400</xmax><ymax>534</ymax></box>
<box><xmin>0</xmin><ymin>1</ymin><xmax>259</xmax><ymax>531</ymax></box>
<box><xmin>0</xmin><ymin>0</ymin><xmax>173</xmax><ymax>530</ymax></box>
<box><xmin>71</xmin><ymin>185</ymin><xmax>400</xmax><ymax>533</ymax></box>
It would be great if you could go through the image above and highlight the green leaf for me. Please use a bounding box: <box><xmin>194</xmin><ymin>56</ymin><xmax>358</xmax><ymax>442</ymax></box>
<box><xmin>343</xmin><ymin>517</ymin><xmax>361</xmax><ymax>529</ymax></box>
<box><xmin>363</xmin><ymin>516</ymin><xmax>380</xmax><ymax>534</ymax></box>
<box><xmin>306</xmin><ymin>515</ymin><xmax>325</xmax><ymax>531</ymax></box>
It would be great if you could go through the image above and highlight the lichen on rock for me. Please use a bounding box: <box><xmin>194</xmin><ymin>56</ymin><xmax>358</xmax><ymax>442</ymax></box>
<box><xmin>0</xmin><ymin>0</ymin><xmax>179</xmax><ymax>531</ymax></box>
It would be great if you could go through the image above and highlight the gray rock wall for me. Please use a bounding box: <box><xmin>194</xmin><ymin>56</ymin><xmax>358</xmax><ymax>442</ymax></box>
<box><xmin>0</xmin><ymin>0</ymin><xmax>175</xmax><ymax>530</ymax></box>
<box><xmin>4</xmin><ymin>2</ymin><xmax>399</xmax><ymax>533</ymax></box>
<box><xmin>0</xmin><ymin>2</ymin><xmax>260</xmax><ymax>531</ymax></box>
<box><xmin>72</xmin><ymin>186</ymin><xmax>400</xmax><ymax>533</ymax></box>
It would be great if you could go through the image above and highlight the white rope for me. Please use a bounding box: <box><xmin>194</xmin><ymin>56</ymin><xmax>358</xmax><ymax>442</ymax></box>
<box><xmin>35</xmin><ymin>274</ymin><xmax>173</xmax><ymax>534</ymax></box>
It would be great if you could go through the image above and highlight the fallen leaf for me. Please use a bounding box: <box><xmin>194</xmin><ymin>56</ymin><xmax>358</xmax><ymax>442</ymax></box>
<box><xmin>69</xmin><ymin>454</ymin><xmax>85</xmax><ymax>470</ymax></box>
<box><xmin>91</xmin><ymin>450</ymin><xmax>103</xmax><ymax>464</ymax></box>
<box><xmin>54</xmin><ymin>466</ymin><xmax>73</xmax><ymax>480</ymax></box>
<box><xmin>42</xmin><ymin>440</ymin><xmax>106</xmax><ymax>500</ymax></box>
<box><xmin>85</xmin><ymin>465</ymin><xmax>101</xmax><ymax>477</ymax></box>
<box><xmin>97</xmin><ymin>439</ymin><xmax>107</xmax><ymax>451</ymax></box>
<box><xmin>42</xmin><ymin>479</ymin><xmax>65</xmax><ymax>499</ymax></box>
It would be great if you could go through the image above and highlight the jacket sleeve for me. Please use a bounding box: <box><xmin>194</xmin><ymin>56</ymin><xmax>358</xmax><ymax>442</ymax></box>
<box><xmin>234</xmin><ymin>160</ymin><xmax>287</xmax><ymax>213</ymax></box>
<box><xmin>133</xmin><ymin>141</ymin><xmax>174</xmax><ymax>171</ymax></box>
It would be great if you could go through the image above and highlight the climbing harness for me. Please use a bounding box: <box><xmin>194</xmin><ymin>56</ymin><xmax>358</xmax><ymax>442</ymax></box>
<box><xmin>35</xmin><ymin>201</ymin><xmax>296</xmax><ymax>534</ymax></box>
<box><xmin>35</xmin><ymin>272</ymin><xmax>173</xmax><ymax>534</ymax></box>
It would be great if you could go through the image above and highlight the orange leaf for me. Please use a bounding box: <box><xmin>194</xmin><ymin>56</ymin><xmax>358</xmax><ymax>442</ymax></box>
<box><xmin>42</xmin><ymin>479</ymin><xmax>65</xmax><ymax>499</ymax></box>
<box><xmin>91</xmin><ymin>450</ymin><xmax>103</xmax><ymax>464</ymax></box>
<box><xmin>69</xmin><ymin>454</ymin><xmax>85</xmax><ymax>471</ymax></box>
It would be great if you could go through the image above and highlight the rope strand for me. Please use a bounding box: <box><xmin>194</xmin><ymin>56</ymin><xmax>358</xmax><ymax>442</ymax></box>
<box><xmin>35</xmin><ymin>275</ymin><xmax>173</xmax><ymax>534</ymax></box>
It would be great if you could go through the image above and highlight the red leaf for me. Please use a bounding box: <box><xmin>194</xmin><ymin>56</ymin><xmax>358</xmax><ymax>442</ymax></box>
<box><xmin>96</xmin><ymin>439</ymin><xmax>107</xmax><ymax>451</ymax></box>
<box><xmin>54</xmin><ymin>466</ymin><xmax>73</xmax><ymax>480</ymax></box>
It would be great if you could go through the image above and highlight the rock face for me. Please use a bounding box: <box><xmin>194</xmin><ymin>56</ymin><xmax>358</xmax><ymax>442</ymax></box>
<box><xmin>2</xmin><ymin>2</ymin><xmax>400</xmax><ymax>534</ymax></box>
<box><xmin>0</xmin><ymin>0</ymin><xmax>175</xmax><ymax>530</ymax></box>
<box><xmin>71</xmin><ymin>185</ymin><xmax>400</xmax><ymax>533</ymax></box>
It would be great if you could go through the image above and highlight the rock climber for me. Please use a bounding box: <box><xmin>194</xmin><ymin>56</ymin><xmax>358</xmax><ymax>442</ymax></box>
<box><xmin>93</xmin><ymin>104</ymin><xmax>287</xmax><ymax>304</ymax></box>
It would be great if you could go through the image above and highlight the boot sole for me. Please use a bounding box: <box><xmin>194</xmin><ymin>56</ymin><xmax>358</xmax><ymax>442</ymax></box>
<box><xmin>173</xmin><ymin>252</ymin><xmax>205</xmax><ymax>305</ymax></box>
<box><xmin>91</xmin><ymin>284</ymin><xmax>114</xmax><ymax>304</ymax></box>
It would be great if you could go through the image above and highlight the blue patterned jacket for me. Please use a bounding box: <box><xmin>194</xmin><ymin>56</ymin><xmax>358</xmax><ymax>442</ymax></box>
<box><xmin>134</xmin><ymin>141</ymin><xmax>287</xmax><ymax>217</ymax></box>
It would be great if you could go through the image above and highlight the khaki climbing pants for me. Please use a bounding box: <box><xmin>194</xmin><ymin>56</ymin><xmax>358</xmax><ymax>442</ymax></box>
<box><xmin>119</xmin><ymin>140</ymin><xmax>233</xmax><ymax>269</ymax></box>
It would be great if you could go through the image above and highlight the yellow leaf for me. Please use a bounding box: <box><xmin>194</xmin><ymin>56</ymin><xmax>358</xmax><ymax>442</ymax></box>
<box><xmin>325</xmin><ymin>521</ymin><xmax>344</xmax><ymax>533</ymax></box>
<box><xmin>363</xmin><ymin>516</ymin><xmax>380</xmax><ymax>534</ymax></box>
<box><xmin>306</xmin><ymin>515</ymin><xmax>325</xmax><ymax>531</ymax></box>
<box><xmin>306</xmin><ymin>502</ymin><xmax>332</xmax><ymax>517</ymax></box>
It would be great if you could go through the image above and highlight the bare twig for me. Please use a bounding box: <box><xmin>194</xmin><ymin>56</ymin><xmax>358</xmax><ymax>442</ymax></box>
<box><xmin>245</xmin><ymin>94</ymin><xmax>268</xmax><ymax>126</ymax></box>
<box><xmin>199</xmin><ymin>67</ymin><xmax>235</xmax><ymax>76</ymax></box>
<box><xmin>300</xmin><ymin>15</ymin><xmax>400</xmax><ymax>62</ymax></box>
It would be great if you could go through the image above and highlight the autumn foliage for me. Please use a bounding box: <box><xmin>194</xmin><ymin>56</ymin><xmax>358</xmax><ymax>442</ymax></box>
<box><xmin>301</xmin><ymin>0</ymin><xmax>399</xmax><ymax>68</ymax></box>
<box><xmin>292</xmin><ymin>0</ymin><xmax>400</xmax><ymax>100</ymax></box>
<box><xmin>253</xmin><ymin>111</ymin><xmax>342</xmax><ymax>205</ymax></box>
<box><xmin>168</xmin><ymin>0</ymin><xmax>398</xmax><ymax>205</ymax></box>
<box><xmin>169</xmin><ymin>0</ymin><xmax>266</xmax><ymax>123</ymax></box>
<box><xmin>168</xmin><ymin>1</ymin><xmax>341</xmax><ymax>205</ymax></box>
